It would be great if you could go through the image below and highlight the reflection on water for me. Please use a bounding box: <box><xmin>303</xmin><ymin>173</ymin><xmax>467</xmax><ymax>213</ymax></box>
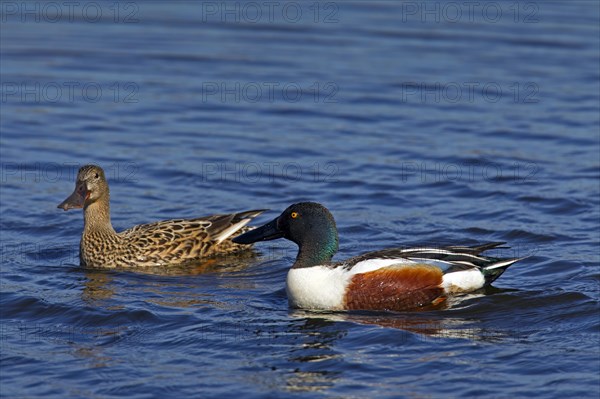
<box><xmin>277</xmin><ymin>308</ymin><xmax>514</xmax><ymax>394</ymax></box>
<box><xmin>278</xmin><ymin>306</ymin><xmax>526</xmax><ymax>392</ymax></box>
<box><xmin>284</xmin><ymin>317</ymin><xmax>345</xmax><ymax>393</ymax></box>
<box><xmin>81</xmin><ymin>270</ymin><xmax>116</xmax><ymax>305</ymax></box>
<box><xmin>80</xmin><ymin>255</ymin><xmax>258</xmax><ymax>307</ymax></box>
<box><xmin>81</xmin><ymin>268</ymin><xmax>223</xmax><ymax>309</ymax></box>
<box><xmin>285</xmin><ymin>370</ymin><xmax>338</xmax><ymax>393</ymax></box>
<box><xmin>288</xmin><ymin>298</ymin><xmax>513</xmax><ymax>343</ymax></box>
<box><xmin>71</xmin><ymin>339</ymin><xmax>115</xmax><ymax>369</ymax></box>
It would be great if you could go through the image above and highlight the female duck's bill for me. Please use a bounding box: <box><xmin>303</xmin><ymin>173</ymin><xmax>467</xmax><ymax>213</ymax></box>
<box><xmin>58</xmin><ymin>189</ymin><xmax>85</xmax><ymax>210</ymax></box>
<box><xmin>233</xmin><ymin>202</ymin><xmax>523</xmax><ymax>312</ymax></box>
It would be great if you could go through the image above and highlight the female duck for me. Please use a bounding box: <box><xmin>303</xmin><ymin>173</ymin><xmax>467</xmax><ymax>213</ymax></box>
<box><xmin>58</xmin><ymin>164</ymin><xmax>264</xmax><ymax>268</ymax></box>
<box><xmin>233</xmin><ymin>202</ymin><xmax>523</xmax><ymax>312</ymax></box>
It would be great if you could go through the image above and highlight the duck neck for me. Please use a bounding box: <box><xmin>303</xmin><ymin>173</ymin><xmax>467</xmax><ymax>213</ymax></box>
<box><xmin>293</xmin><ymin>227</ymin><xmax>339</xmax><ymax>269</ymax></box>
<box><xmin>83</xmin><ymin>195</ymin><xmax>116</xmax><ymax>236</ymax></box>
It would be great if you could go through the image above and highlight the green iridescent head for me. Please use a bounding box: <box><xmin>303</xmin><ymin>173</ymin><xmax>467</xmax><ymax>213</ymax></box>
<box><xmin>233</xmin><ymin>202</ymin><xmax>339</xmax><ymax>268</ymax></box>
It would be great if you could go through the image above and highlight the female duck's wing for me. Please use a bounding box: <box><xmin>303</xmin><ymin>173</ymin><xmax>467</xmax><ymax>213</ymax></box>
<box><xmin>120</xmin><ymin>210</ymin><xmax>265</xmax><ymax>264</ymax></box>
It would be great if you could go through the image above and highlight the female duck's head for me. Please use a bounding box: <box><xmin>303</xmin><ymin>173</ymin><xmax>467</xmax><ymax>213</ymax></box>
<box><xmin>233</xmin><ymin>202</ymin><xmax>339</xmax><ymax>267</ymax></box>
<box><xmin>58</xmin><ymin>165</ymin><xmax>109</xmax><ymax>211</ymax></box>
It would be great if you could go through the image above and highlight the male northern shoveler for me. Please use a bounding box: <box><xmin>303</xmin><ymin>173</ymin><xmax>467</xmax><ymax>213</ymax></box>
<box><xmin>58</xmin><ymin>164</ymin><xmax>265</xmax><ymax>268</ymax></box>
<box><xmin>233</xmin><ymin>202</ymin><xmax>523</xmax><ymax>312</ymax></box>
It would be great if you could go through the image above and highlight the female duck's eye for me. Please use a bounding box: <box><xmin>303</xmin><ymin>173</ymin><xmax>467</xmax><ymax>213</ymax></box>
<box><xmin>94</xmin><ymin>173</ymin><xmax>99</xmax><ymax>179</ymax></box>
<box><xmin>291</xmin><ymin>212</ymin><xmax>298</xmax><ymax>219</ymax></box>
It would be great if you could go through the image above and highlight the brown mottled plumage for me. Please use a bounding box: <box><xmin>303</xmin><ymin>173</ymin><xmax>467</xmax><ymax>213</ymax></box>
<box><xmin>58</xmin><ymin>165</ymin><xmax>265</xmax><ymax>268</ymax></box>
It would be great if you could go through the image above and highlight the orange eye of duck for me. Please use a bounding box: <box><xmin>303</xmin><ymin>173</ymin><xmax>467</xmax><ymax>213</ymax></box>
<box><xmin>291</xmin><ymin>212</ymin><xmax>298</xmax><ymax>219</ymax></box>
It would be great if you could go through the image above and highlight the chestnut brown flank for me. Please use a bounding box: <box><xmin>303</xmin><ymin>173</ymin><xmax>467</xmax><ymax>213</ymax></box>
<box><xmin>343</xmin><ymin>264</ymin><xmax>445</xmax><ymax>311</ymax></box>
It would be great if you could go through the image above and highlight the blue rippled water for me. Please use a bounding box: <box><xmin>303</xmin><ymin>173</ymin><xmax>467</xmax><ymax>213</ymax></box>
<box><xmin>1</xmin><ymin>1</ymin><xmax>599</xmax><ymax>398</ymax></box>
